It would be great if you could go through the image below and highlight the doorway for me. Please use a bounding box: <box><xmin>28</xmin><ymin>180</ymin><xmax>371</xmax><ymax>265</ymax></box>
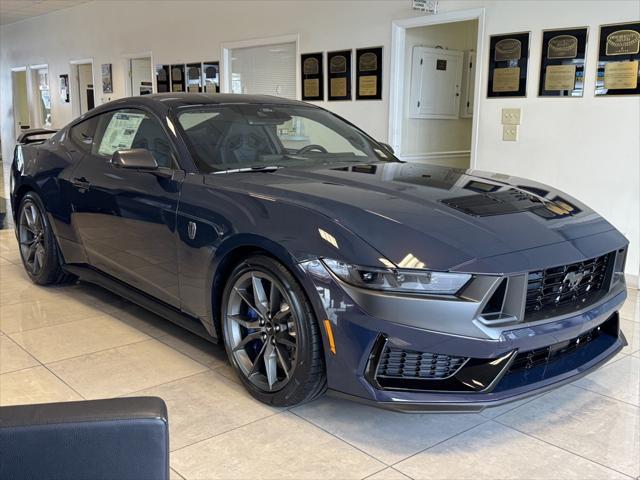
<box><xmin>389</xmin><ymin>9</ymin><xmax>485</xmax><ymax>169</ymax></box>
<box><xmin>11</xmin><ymin>68</ymin><xmax>31</xmax><ymax>136</ymax></box>
<box><xmin>70</xmin><ymin>59</ymin><xmax>95</xmax><ymax>117</ymax></box>
<box><xmin>125</xmin><ymin>54</ymin><xmax>154</xmax><ymax>96</ymax></box>
<box><xmin>29</xmin><ymin>64</ymin><xmax>52</xmax><ymax>128</ymax></box>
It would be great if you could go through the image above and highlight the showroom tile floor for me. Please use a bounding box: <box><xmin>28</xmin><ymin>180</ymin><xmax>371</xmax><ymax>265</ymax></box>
<box><xmin>0</xmin><ymin>227</ymin><xmax>639</xmax><ymax>480</ymax></box>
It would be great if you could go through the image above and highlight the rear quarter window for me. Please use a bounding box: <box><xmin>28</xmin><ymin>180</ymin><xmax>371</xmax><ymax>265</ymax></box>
<box><xmin>68</xmin><ymin>116</ymin><xmax>99</xmax><ymax>153</ymax></box>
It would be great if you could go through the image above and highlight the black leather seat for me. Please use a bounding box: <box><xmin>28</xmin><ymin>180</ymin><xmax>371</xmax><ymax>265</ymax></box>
<box><xmin>0</xmin><ymin>397</ymin><xmax>169</xmax><ymax>480</ymax></box>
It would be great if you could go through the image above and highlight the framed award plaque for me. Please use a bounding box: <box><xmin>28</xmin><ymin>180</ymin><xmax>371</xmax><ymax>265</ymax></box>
<box><xmin>487</xmin><ymin>32</ymin><xmax>530</xmax><ymax>97</ymax></box>
<box><xmin>595</xmin><ymin>22</ymin><xmax>640</xmax><ymax>96</ymax></box>
<box><xmin>301</xmin><ymin>53</ymin><xmax>324</xmax><ymax>101</ymax></box>
<box><xmin>328</xmin><ymin>50</ymin><xmax>352</xmax><ymax>101</ymax></box>
<box><xmin>155</xmin><ymin>65</ymin><xmax>170</xmax><ymax>93</ymax></box>
<box><xmin>203</xmin><ymin>62</ymin><xmax>220</xmax><ymax>93</ymax></box>
<box><xmin>539</xmin><ymin>27</ymin><xmax>588</xmax><ymax>97</ymax></box>
<box><xmin>186</xmin><ymin>63</ymin><xmax>202</xmax><ymax>93</ymax></box>
<box><xmin>356</xmin><ymin>47</ymin><xmax>382</xmax><ymax>100</ymax></box>
<box><xmin>170</xmin><ymin>64</ymin><xmax>186</xmax><ymax>92</ymax></box>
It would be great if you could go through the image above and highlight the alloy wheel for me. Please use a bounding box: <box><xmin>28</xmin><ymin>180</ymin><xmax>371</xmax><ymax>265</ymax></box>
<box><xmin>225</xmin><ymin>270</ymin><xmax>298</xmax><ymax>392</ymax></box>
<box><xmin>18</xmin><ymin>201</ymin><xmax>46</xmax><ymax>275</ymax></box>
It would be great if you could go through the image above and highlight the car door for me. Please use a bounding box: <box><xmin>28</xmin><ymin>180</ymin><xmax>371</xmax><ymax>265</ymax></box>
<box><xmin>70</xmin><ymin>108</ymin><xmax>183</xmax><ymax>306</ymax></box>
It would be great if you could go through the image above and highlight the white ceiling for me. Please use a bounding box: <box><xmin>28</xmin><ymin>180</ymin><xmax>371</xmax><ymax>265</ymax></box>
<box><xmin>0</xmin><ymin>0</ymin><xmax>90</xmax><ymax>26</ymax></box>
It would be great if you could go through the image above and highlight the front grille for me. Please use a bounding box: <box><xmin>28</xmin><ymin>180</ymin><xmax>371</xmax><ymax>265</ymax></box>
<box><xmin>525</xmin><ymin>252</ymin><xmax>613</xmax><ymax>320</ymax></box>
<box><xmin>508</xmin><ymin>313</ymin><xmax>618</xmax><ymax>373</ymax></box>
<box><xmin>376</xmin><ymin>346</ymin><xmax>466</xmax><ymax>380</ymax></box>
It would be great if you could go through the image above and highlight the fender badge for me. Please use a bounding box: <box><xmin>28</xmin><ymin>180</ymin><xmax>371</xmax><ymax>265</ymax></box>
<box><xmin>187</xmin><ymin>221</ymin><xmax>197</xmax><ymax>240</ymax></box>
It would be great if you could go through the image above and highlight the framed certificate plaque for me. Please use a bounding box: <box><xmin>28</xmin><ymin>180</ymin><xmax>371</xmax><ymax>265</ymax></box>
<box><xmin>487</xmin><ymin>32</ymin><xmax>530</xmax><ymax>97</ymax></box>
<box><xmin>539</xmin><ymin>27</ymin><xmax>588</xmax><ymax>97</ymax></box>
<box><xmin>301</xmin><ymin>52</ymin><xmax>324</xmax><ymax>101</ymax></box>
<box><xmin>327</xmin><ymin>50</ymin><xmax>352</xmax><ymax>101</ymax></box>
<box><xmin>356</xmin><ymin>46</ymin><xmax>382</xmax><ymax>100</ymax></box>
<box><xmin>595</xmin><ymin>22</ymin><xmax>640</xmax><ymax>96</ymax></box>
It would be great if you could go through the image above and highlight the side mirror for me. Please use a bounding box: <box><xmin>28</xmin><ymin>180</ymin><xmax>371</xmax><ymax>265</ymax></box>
<box><xmin>111</xmin><ymin>149</ymin><xmax>159</xmax><ymax>171</ymax></box>
<box><xmin>379</xmin><ymin>142</ymin><xmax>395</xmax><ymax>155</ymax></box>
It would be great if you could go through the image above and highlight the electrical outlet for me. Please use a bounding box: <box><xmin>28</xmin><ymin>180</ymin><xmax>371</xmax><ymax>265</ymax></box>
<box><xmin>503</xmin><ymin>125</ymin><xmax>518</xmax><ymax>141</ymax></box>
<box><xmin>502</xmin><ymin>108</ymin><xmax>522</xmax><ymax>125</ymax></box>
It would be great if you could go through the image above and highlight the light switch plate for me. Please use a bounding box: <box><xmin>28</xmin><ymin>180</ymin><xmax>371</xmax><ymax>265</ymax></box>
<box><xmin>503</xmin><ymin>125</ymin><xmax>518</xmax><ymax>141</ymax></box>
<box><xmin>502</xmin><ymin>108</ymin><xmax>521</xmax><ymax>125</ymax></box>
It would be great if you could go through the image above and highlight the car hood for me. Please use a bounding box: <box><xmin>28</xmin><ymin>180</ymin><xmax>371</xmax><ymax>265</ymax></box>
<box><xmin>208</xmin><ymin>162</ymin><xmax>620</xmax><ymax>273</ymax></box>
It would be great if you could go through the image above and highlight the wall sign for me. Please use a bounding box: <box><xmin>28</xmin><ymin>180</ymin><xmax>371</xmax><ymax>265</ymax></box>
<box><xmin>539</xmin><ymin>27</ymin><xmax>588</xmax><ymax>97</ymax></box>
<box><xmin>327</xmin><ymin>50</ymin><xmax>352</xmax><ymax>101</ymax></box>
<box><xmin>487</xmin><ymin>32</ymin><xmax>530</xmax><ymax>97</ymax></box>
<box><xmin>595</xmin><ymin>21</ymin><xmax>640</xmax><ymax>96</ymax></box>
<box><xmin>301</xmin><ymin>52</ymin><xmax>324</xmax><ymax>101</ymax></box>
<box><xmin>101</xmin><ymin>63</ymin><xmax>113</xmax><ymax>94</ymax></box>
<box><xmin>356</xmin><ymin>46</ymin><xmax>382</xmax><ymax>100</ymax></box>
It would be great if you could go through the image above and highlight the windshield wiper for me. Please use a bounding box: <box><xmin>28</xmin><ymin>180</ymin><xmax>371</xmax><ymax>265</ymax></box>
<box><xmin>213</xmin><ymin>165</ymin><xmax>282</xmax><ymax>175</ymax></box>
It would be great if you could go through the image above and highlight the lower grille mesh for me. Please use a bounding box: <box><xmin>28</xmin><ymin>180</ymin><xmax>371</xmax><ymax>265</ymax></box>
<box><xmin>377</xmin><ymin>346</ymin><xmax>466</xmax><ymax>380</ymax></box>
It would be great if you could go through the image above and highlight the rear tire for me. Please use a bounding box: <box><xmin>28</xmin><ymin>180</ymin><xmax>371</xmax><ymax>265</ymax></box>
<box><xmin>221</xmin><ymin>255</ymin><xmax>326</xmax><ymax>407</ymax></box>
<box><xmin>17</xmin><ymin>192</ymin><xmax>76</xmax><ymax>286</ymax></box>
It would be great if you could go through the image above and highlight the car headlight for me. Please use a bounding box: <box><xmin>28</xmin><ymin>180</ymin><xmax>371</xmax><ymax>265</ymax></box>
<box><xmin>322</xmin><ymin>259</ymin><xmax>471</xmax><ymax>295</ymax></box>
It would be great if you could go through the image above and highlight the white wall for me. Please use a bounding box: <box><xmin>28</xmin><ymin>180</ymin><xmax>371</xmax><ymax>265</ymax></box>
<box><xmin>402</xmin><ymin>20</ymin><xmax>477</xmax><ymax>156</ymax></box>
<box><xmin>1</xmin><ymin>0</ymin><xmax>639</xmax><ymax>281</ymax></box>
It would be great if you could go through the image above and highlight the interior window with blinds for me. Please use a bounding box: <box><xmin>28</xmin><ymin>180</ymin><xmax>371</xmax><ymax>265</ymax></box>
<box><xmin>230</xmin><ymin>42</ymin><xmax>296</xmax><ymax>99</ymax></box>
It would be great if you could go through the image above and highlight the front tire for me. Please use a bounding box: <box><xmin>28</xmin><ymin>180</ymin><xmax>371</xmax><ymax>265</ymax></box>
<box><xmin>221</xmin><ymin>255</ymin><xmax>326</xmax><ymax>407</ymax></box>
<box><xmin>17</xmin><ymin>192</ymin><xmax>76</xmax><ymax>285</ymax></box>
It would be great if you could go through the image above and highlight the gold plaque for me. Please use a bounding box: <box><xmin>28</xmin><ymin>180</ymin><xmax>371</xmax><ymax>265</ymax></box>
<box><xmin>303</xmin><ymin>58</ymin><xmax>319</xmax><ymax>75</ymax></box>
<box><xmin>545</xmin><ymin>64</ymin><xmax>576</xmax><ymax>91</ymax></box>
<box><xmin>604</xmin><ymin>60</ymin><xmax>639</xmax><ymax>89</ymax></box>
<box><xmin>495</xmin><ymin>39</ymin><xmax>521</xmax><ymax>61</ymax></box>
<box><xmin>330</xmin><ymin>55</ymin><xmax>347</xmax><ymax>74</ymax></box>
<box><xmin>187</xmin><ymin>85</ymin><xmax>199</xmax><ymax>93</ymax></box>
<box><xmin>606</xmin><ymin>29</ymin><xmax>640</xmax><ymax>56</ymax></box>
<box><xmin>330</xmin><ymin>77</ymin><xmax>347</xmax><ymax>97</ymax></box>
<box><xmin>303</xmin><ymin>78</ymin><xmax>320</xmax><ymax>98</ymax></box>
<box><xmin>492</xmin><ymin>67</ymin><xmax>520</xmax><ymax>92</ymax></box>
<box><xmin>548</xmin><ymin>35</ymin><xmax>578</xmax><ymax>59</ymax></box>
<box><xmin>359</xmin><ymin>75</ymin><xmax>377</xmax><ymax>96</ymax></box>
<box><xmin>359</xmin><ymin>52</ymin><xmax>378</xmax><ymax>72</ymax></box>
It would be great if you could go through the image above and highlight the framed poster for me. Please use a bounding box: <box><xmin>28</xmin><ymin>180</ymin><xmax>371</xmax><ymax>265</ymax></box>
<box><xmin>301</xmin><ymin>52</ymin><xmax>324</xmax><ymax>101</ymax></box>
<box><xmin>155</xmin><ymin>65</ymin><xmax>170</xmax><ymax>92</ymax></box>
<box><xmin>101</xmin><ymin>63</ymin><xmax>113</xmax><ymax>94</ymax></box>
<box><xmin>327</xmin><ymin>50</ymin><xmax>352</xmax><ymax>101</ymax></box>
<box><xmin>170</xmin><ymin>64</ymin><xmax>186</xmax><ymax>92</ymax></box>
<box><xmin>59</xmin><ymin>74</ymin><xmax>69</xmax><ymax>103</ymax></box>
<box><xmin>356</xmin><ymin>46</ymin><xmax>382</xmax><ymax>100</ymax></box>
<box><xmin>595</xmin><ymin>22</ymin><xmax>640</xmax><ymax>96</ymax></box>
<box><xmin>487</xmin><ymin>32</ymin><xmax>530</xmax><ymax>97</ymax></box>
<box><xmin>186</xmin><ymin>63</ymin><xmax>202</xmax><ymax>92</ymax></box>
<box><xmin>203</xmin><ymin>61</ymin><xmax>220</xmax><ymax>93</ymax></box>
<box><xmin>539</xmin><ymin>27</ymin><xmax>588</xmax><ymax>97</ymax></box>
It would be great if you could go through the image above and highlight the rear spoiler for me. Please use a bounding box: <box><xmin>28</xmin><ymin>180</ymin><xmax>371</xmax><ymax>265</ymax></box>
<box><xmin>17</xmin><ymin>128</ymin><xmax>58</xmax><ymax>145</ymax></box>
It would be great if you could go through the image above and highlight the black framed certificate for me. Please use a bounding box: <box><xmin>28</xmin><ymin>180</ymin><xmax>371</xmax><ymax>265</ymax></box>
<box><xmin>328</xmin><ymin>50</ymin><xmax>351</xmax><ymax>101</ymax></box>
<box><xmin>356</xmin><ymin>47</ymin><xmax>382</xmax><ymax>100</ymax></box>
<box><xmin>186</xmin><ymin>63</ymin><xmax>202</xmax><ymax>92</ymax></box>
<box><xmin>203</xmin><ymin>62</ymin><xmax>220</xmax><ymax>93</ymax></box>
<box><xmin>301</xmin><ymin>53</ymin><xmax>324</xmax><ymax>101</ymax></box>
<box><xmin>539</xmin><ymin>27</ymin><xmax>588</xmax><ymax>97</ymax></box>
<box><xmin>170</xmin><ymin>64</ymin><xmax>186</xmax><ymax>92</ymax></box>
<box><xmin>487</xmin><ymin>32</ymin><xmax>530</xmax><ymax>97</ymax></box>
<box><xmin>155</xmin><ymin>65</ymin><xmax>170</xmax><ymax>93</ymax></box>
<box><xmin>595</xmin><ymin>22</ymin><xmax>640</xmax><ymax>96</ymax></box>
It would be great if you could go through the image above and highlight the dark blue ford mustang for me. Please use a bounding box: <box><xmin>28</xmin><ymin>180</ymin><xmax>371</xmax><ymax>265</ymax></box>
<box><xmin>11</xmin><ymin>94</ymin><xmax>628</xmax><ymax>411</ymax></box>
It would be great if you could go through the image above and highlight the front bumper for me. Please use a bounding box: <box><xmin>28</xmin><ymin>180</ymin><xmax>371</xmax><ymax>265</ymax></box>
<box><xmin>301</xmin><ymin>260</ymin><xmax>627</xmax><ymax>413</ymax></box>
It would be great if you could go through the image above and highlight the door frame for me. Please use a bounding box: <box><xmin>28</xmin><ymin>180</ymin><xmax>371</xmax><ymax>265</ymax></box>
<box><xmin>11</xmin><ymin>66</ymin><xmax>30</xmax><ymax>137</ymax></box>
<box><xmin>28</xmin><ymin>64</ymin><xmax>50</xmax><ymax>128</ymax></box>
<box><xmin>388</xmin><ymin>8</ymin><xmax>485</xmax><ymax>168</ymax></box>
<box><xmin>122</xmin><ymin>50</ymin><xmax>155</xmax><ymax>97</ymax></box>
<box><xmin>69</xmin><ymin>58</ymin><xmax>96</xmax><ymax>117</ymax></box>
<box><xmin>220</xmin><ymin>33</ymin><xmax>300</xmax><ymax>99</ymax></box>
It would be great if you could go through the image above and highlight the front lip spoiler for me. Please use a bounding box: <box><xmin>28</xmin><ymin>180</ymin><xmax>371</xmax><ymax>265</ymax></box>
<box><xmin>329</xmin><ymin>334</ymin><xmax>626</xmax><ymax>413</ymax></box>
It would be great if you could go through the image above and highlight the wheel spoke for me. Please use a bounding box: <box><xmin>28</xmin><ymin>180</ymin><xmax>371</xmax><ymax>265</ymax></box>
<box><xmin>269</xmin><ymin>282</ymin><xmax>281</xmax><ymax>316</ymax></box>
<box><xmin>275</xmin><ymin>332</ymin><xmax>296</xmax><ymax>349</ymax></box>
<box><xmin>274</xmin><ymin>344</ymin><xmax>291</xmax><ymax>380</ymax></box>
<box><xmin>232</xmin><ymin>331</ymin><xmax>262</xmax><ymax>352</ymax></box>
<box><xmin>227</xmin><ymin>313</ymin><xmax>261</xmax><ymax>330</ymax></box>
<box><xmin>34</xmin><ymin>243</ymin><xmax>45</xmax><ymax>272</ymax></box>
<box><xmin>25</xmin><ymin>205</ymin><xmax>36</xmax><ymax>228</ymax></box>
<box><xmin>248</xmin><ymin>342</ymin><xmax>267</xmax><ymax>377</ymax></box>
<box><xmin>251</xmin><ymin>275</ymin><xmax>269</xmax><ymax>317</ymax></box>
<box><xmin>273</xmin><ymin>303</ymin><xmax>290</xmax><ymax>322</ymax></box>
<box><xmin>26</xmin><ymin>242</ymin><xmax>37</xmax><ymax>262</ymax></box>
<box><xmin>263</xmin><ymin>341</ymin><xmax>277</xmax><ymax>389</ymax></box>
<box><xmin>233</xmin><ymin>287</ymin><xmax>265</xmax><ymax>319</ymax></box>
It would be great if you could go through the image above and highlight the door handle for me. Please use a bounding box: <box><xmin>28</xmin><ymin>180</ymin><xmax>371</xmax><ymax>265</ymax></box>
<box><xmin>71</xmin><ymin>176</ymin><xmax>91</xmax><ymax>191</ymax></box>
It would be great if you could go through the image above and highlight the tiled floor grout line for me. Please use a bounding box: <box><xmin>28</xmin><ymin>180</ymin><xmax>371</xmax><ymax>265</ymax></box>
<box><xmin>361</xmin><ymin>465</ymin><xmax>415</xmax><ymax>480</ymax></box>
<box><xmin>288</xmin><ymin>409</ymin><xmax>390</xmax><ymax>467</ymax></box>
<box><xmin>1</xmin><ymin>310</ymin><xmax>135</xmax><ymax>336</ymax></box>
<box><xmin>40</xmin><ymin>337</ymin><xmax>155</xmax><ymax>366</ymax></box>
<box><xmin>119</xmin><ymin>369</ymin><xmax>213</xmax><ymax>399</ymax></box>
<box><xmin>39</xmin><ymin>361</ymin><xmax>88</xmax><ymax>402</ymax></box>
<box><xmin>490</xmin><ymin>417</ymin><xmax>637</xmax><ymax>479</ymax></box>
<box><xmin>571</xmin><ymin>381</ymin><xmax>640</xmax><ymax>409</ymax></box>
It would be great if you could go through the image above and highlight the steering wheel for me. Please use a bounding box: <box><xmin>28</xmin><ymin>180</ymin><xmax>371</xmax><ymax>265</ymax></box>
<box><xmin>297</xmin><ymin>144</ymin><xmax>328</xmax><ymax>154</ymax></box>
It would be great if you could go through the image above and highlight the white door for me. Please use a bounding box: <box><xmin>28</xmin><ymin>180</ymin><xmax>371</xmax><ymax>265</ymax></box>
<box><xmin>409</xmin><ymin>47</ymin><xmax>463</xmax><ymax>119</ymax></box>
<box><xmin>12</xmin><ymin>70</ymin><xmax>31</xmax><ymax>136</ymax></box>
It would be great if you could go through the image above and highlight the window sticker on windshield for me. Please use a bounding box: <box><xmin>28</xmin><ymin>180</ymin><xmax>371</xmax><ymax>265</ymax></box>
<box><xmin>98</xmin><ymin>112</ymin><xmax>146</xmax><ymax>156</ymax></box>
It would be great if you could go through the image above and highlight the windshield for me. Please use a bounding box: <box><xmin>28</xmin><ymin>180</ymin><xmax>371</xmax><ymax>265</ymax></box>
<box><xmin>176</xmin><ymin>104</ymin><xmax>395</xmax><ymax>173</ymax></box>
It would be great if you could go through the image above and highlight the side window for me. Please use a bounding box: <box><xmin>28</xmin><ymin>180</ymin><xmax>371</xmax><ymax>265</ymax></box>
<box><xmin>68</xmin><ymin>116</ymin><xmax>100</xmax><ymax>153</ymax></box>
<box><xmin>92</xmin><ymin>109</ymin><xmax>174</xmax><ymax>168</ymax></box>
